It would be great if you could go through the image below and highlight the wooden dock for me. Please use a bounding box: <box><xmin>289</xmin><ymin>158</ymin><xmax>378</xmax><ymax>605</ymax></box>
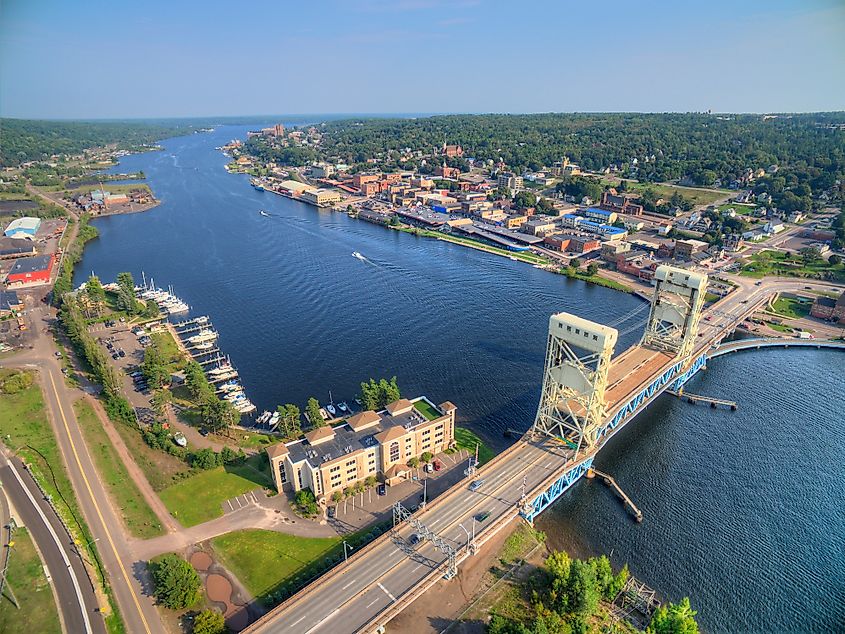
<box><xmin>587</xmin><ymin>468</ymin><xmax>643</xmax><ymax>522</ymax></box>
<box><xmin>666</xmin><ymin>389</ymin><xmax>737</xmax><ymax>410</ymax></box>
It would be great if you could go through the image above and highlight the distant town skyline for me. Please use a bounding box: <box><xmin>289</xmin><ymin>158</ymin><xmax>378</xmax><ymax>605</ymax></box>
<box><xmin>1</xmin><ymin>0</ymin><xmax>844</xmax><ymax>119</ymax></box>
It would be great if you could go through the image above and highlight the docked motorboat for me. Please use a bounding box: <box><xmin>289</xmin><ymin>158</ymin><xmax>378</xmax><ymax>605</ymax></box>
<box><xmin>326</xmin><ymin>403</ymin><xmax>337</xmax><ymax>417</ymax></box>
<box><xmin>337</xmin><ymin>401</ymin><xmax>349</xmax><ymax>413</ymax></box>
<box><xmin>188</xmin><ymin>329</ymin><xmax>218</xmax><ymax>345</ymax></box>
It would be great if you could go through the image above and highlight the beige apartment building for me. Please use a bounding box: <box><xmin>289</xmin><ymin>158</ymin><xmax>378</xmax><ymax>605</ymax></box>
<box><xmin>266</xmin><ymin>397</ymin><xmax>457</xmax><ymax>500</ymax></box>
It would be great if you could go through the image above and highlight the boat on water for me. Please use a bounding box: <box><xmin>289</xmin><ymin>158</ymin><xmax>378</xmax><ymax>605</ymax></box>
<box><xmin>337</xmin><ymin>401</ymin><xmax>349</xmax><ymax>413</ymax></box>
<box><xmin>188</xmin><ymin>329</ymin><xmax>218</xmax><ymax>344</ymax></box>
<box><xmin>259</xmin><ymin>210</ymin><xmax>271</xmax><ymax>217</ymax></box>
<box><xmin>218</xmin><ymin>382</ymin><xmax>242</xmax><ymax>393</ymax></box>
<box><xmin>224</xmin><ymin>392</ymin><xmax>246</xmax><ymax>402</ymax></box>
<box><xmin>251</xmin><ymin>178</ymin><xmax>265</xmax><ymax>191</ymax></box>
<box><xmin>267</xmin><ymin>412</ymin><xmax>280</xmax><ymax>429</ymax></box>
<box><xmin>352</xmin><ymin>251</ymin><xmax>366</xmax><ymax>261</ymax></box>
<box><xmin>326</xmin><ymin>403</ymin><xmax>337</xmax><ymax>417</ymax></box>
<box><xmin>318</xmin><ymin>407</ymin><xmax>329</xmax><ymax>421</ymax></box>
<box><xmin>256</xmin><ymin>411</ymin><xmax>272</xmax><ymax>425</ymax></box>
<box><xmin>192</xmin><ymin>341</ymin><xmax>215</xmax><ymax>351</ymax></box>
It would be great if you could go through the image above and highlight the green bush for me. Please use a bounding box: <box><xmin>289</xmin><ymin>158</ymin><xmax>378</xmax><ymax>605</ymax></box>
<box><xmin>149</xmin><ymin>553</ymin><xmax>201</xmax><ymax>610</ymax></box>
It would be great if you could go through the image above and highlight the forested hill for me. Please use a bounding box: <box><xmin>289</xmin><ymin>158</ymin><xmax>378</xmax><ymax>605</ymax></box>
<box><xmin>315</xmin><ymin>112</ymin><xmax>845</xmax><ymax>187</ymax></box>
<box><xmin>0</xmin><ymin>118</ymin><xmax>192</xmax><ymax>166</ymax></box>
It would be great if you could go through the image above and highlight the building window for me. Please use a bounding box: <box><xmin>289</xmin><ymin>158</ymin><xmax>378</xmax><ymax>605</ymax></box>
<box><xmin>278</xmin><ymin>464</ymin><xmax>287</xmax><ymax>484</ymax></box>
<box><xmin>297</xmin><ymin>470</ymin><xmax>304</xmax><ymax>489</ymax></box>
<box><xmin>389</xmin><ymin>441</ymin><xmax>400</xmax><ymax>462</ymax></box>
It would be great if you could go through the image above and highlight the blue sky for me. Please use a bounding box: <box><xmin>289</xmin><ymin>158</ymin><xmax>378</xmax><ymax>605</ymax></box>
<box><xmin>1</xmin><ymin>0</ymin><xmax>843</xmax><ymax>119</ymax></box>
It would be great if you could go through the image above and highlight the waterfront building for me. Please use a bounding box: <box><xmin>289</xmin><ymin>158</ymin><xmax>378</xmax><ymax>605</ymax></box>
<box><xmin>266</xmin><ymin>397</ymin><xmax>456</xmax><ymax>499</ymax></box>
<box><xmin>0</xmin><ymin>237</ymin><xmax>37</xmax><ymax>259</ymax></box>
<box><xmin>522</xmin><ymin>217</ymin><xmax>559</xmax><ymax>236</ymax></box>
<box><xmin>301</xmin><ymin>188</ymin><xmax>342</xmax><ymax>207</ymax></box>
<box><xmin>310</xmin><ymin>163</ymin><xmax>335</xmax><ymax>179</ymax></box>
<box><xmin>3</xmin><ymin>216</ymin><xmax>41</xmax><ymax>240</ymax></box>
<box><xmin>5</xmin><ymin>254</ymin><xmax>54</xmax><ymax>287</ymax></box>
<box><xmin>810</xmin><ymin>292</ymin><xmax>845</xmax><ymax>322</ymax></box>
<box><xmin>601</xmin><ymin>240</ymin><xmax>632</xmax><ymax>262</ymax></box>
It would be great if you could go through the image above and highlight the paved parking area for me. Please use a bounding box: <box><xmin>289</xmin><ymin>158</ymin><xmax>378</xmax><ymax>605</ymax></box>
<box><xmin>326</xmin><ymin>449</ymin><xmax>472</xmax><ymax>535</ymax></box>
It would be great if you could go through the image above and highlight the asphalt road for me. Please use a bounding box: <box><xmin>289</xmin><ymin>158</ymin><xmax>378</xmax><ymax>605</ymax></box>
<box><xmin>4</xmin><ymin>303</ymin><xmax>164</xmax><ymax>634</ymax></box>
<box><xmin>0</xmin><ymin>450</ymin><xmax>105</xmax><ymax>634</ymax></box>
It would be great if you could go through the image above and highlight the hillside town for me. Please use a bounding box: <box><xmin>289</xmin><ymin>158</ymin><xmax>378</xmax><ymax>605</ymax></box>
<box><xmin>222</xmin><ymin>124</ymin><xmax>845</xmax><ymax>293</ymax></box>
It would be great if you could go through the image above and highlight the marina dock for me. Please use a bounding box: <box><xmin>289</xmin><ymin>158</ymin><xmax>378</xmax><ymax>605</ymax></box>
<box><xmin>587</xmin><ymin>468</ymin><xmax>643</xmax><ymax>522</ymax></box>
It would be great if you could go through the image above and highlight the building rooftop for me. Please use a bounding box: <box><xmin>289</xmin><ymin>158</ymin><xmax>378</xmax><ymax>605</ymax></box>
<box><xmin>4</xmin><ymin>217</ymin><xmax>41</xmax><ymax>233</ymax></box>
<box><xmin>8</xmin><ymin>254</ymin><xmax>52</xmax><ymax>275</ymax></box>
<box><xmin>285</xmin><ymin>397</ymin><xmax>444</xmax><ymax>468</ymax></box>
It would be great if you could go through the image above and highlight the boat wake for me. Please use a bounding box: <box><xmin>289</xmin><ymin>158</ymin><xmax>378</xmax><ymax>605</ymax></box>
<box><xmin>352</xmin><ymin>251</ymin><xmax>374</xmax><ymax>264</ymax></box>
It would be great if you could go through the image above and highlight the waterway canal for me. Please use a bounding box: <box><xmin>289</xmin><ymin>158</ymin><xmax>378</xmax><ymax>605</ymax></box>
<box><xmin>75</xmin><ymin>125</ymin><xmax>844</xmax><ymax>632</ymax></box>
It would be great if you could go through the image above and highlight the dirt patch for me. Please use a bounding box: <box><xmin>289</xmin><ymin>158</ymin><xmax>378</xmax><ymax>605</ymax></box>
<box><xmin>190</xmin><ymin>551</ymin><xmax>212</xmax><ymax>572</ymax></box>
<box><xmin>388</xmin><ymin>522</ymin><xmax>545</xmax><ymax>634</ymax></box>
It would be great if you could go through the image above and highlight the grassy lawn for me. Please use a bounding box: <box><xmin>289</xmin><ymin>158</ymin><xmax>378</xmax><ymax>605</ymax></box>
<box><xmin>211</xmin><ymin>530</ymin><xmax>341</xmax><ymax>606</ymax></box>
<box><xmin>767</xmin><ymin>322</ymin><xmax>794</xmax><ymax>333</ymax></box>
<box><xmin>74</xmin><ymin>399</ymin><xmax>165</xmax><ymax>539</ymax></box>
<box><xmin>0</xmin><ymin>528</ymin><xmax>61</xmax><ymax>634</ymax></box>
<box><xmin>771</xmin><ymin>296</ymin><xmax>811</xmax><ymax>319</ymax></box>
<box><xmin>159</xmin><ymin>455</ymin><xmax>273</xmax><ymax>527</ymax></box>
<box><xmin>454</xmin><ymin>427</ymin><xmax>495</xmax><ymax>466</ymax></box>
<box><xmin>602</xmin><ymin>178</ymin><xmax>729</xmax><ymax>207</ymax></box>
<box><xmin>151</xmin><ymin>330</ymin><xmax>185</xmax><ymax>372</ymax></box>
<box><xmin>0</xmin><ymin>369</ymin><xmax>125</xmax><ymax>633</ymax></box>
<box><xmin>718</xmin><ymin>203</ymin><xmax>759</xmax><ymax>216</ymax></box>
<box><xmin>562</xmin><ymin>268</ymin><xmax>634</xmax><ymax>293</ymax></box>
<box><xmin>109</xmin><ymin>418</ymin><xmax>189</xmax><ymax>491</ymax></box>
<box><xmin>741</xmin><ymin>250</ymin><xmax>845</xmax><ymax>282</ymax></box>
<box><xmin>413</xmin><ymin>399</ymin><xmax>441</xmax><ymax>421</ymax></box>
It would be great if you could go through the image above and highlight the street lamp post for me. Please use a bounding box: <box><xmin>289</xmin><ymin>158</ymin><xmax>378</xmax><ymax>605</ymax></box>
<box><xmin>458</xmin><ymin>523</ymin><xmax>470</xmax><ymax>549</ymax></box>
<box><xmin>343</xmin><ymin>540</ymin><xmax>353</xmax><ymax>563</ymax></box>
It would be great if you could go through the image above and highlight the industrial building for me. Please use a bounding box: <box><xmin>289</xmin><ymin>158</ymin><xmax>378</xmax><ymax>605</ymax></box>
<box><xmin>0</xmin><ymin>290</ymin><xmax>23</xmax><ymax>317</ymax></box>
<box><xmin>4</xmin><ymin>216</ymin><xmax>41</xmax><ymax>240</ymax></box>
<box><xmin>0</xmin><ymin>237</ymin><xmax>37</xmax><ymax>259</ymax></box>
<box><xmin>266</xmin><ymin>397</ymin><xmax>456</xmax><ymax>499</ymax></box>
<box><xmin>5</xmin><ymin>254</ymin><xmax>54</xmax><ymax>287</ymax></box>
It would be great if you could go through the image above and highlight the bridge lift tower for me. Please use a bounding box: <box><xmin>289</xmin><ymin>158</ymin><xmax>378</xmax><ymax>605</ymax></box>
<box><xmin>641</xmin><ymin>266</ymin><xmax>708</xmax><ymax>360</ymax></box>
<box><xmin>531</xmin><ymin>312</ymin><xmax>618</xmax><ymax>454</ymax></box>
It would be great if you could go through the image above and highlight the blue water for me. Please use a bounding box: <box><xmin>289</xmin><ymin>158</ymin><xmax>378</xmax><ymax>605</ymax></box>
<box><xmin>76</xmin><ymin>126</ymin><xmax>845</xmax><ymax>633</ymax></box>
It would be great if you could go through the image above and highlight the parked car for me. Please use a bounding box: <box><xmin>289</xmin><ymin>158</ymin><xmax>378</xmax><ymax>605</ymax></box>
<box><xmin>433</xmin><ymin>460</ymin><xmax>442</xmax><ymax>472</ymax></box>
<box><xmin>118</xmin><ymin>350</ymin><xmax>126</xmax><ymax>358</ymax></box>
<box><xmin>377</xmin><ymin>484</ymin><xmax>386</xmax><ymax>496</ymax></box>
<box><xmin>199</xmin><ymin>428</ymin><xmax>209</xmax><ymax>437</ymax></box>
<box><xmin>327</xmin><ymin>506</ymin><xmax>336</xmax><ymax>519</ymax></box>
<box><xmin>424</xmin><ymin>463</ymin><xmax>434</xmax><ymax>473</ymax></box>
<box><xmin>468</xmin><ymin>479</ymin><xmax>485</xmax><ymax>492</ymax></box>
<box><xmin>112</xmin><ymin>353</ymin><xmax>119</xmax><ymax>360</ymax></box>
<box><xmin>54</xmin><ymin>351</ymin><xmax>62</xmax><ymax>357</ymax></box>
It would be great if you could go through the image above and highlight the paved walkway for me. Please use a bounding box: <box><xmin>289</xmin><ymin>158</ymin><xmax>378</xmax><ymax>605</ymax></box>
<box><xmin>130</xmin><ymin>499</ymin><xmax>337</xmax><ymax>561</ymax></box>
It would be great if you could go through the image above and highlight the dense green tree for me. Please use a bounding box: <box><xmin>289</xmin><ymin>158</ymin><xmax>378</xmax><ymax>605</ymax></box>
<box><xmin>306</xmin><ymin>397</ymin><xmax>325</xmax><ymax>428</ymax></box>
<box><xmin>277</xmin><ymin>403</ymin><xmax>302</xmax><ymax>439</ymax></box>
<box><xmin>565</xmin><ymin>560</ymin><xmax>600</xmax><ymax>617</ymax></box>
<box><xmin>150</xmin><ymin>554</ymin><xmax>201</xmax><ymax>609</ymax></box>
<box><xmin>647</xmin><ymin>598</ymin><xmax>699</xmax><ymax>634</ymax></box>
<box><xmin>513</xmin><ymin>190</ymin><xmax>537</xmax><ymax>210</ymax></box>
<box><xmin>192</xmin><ymin>609</ymin><xmax>226</xmax><ymax>634</ymax></box>
<box><xmin>294</xmin><ymin>488</ymin><xmax>319</xmax><ymax>515</ymax></box>
<box><xmin>201</xmin><ymin>397</ymin><xmax>240</xmax><ymax>434</ymax></box>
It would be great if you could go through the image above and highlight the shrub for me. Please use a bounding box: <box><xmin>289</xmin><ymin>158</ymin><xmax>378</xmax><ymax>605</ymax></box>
<box><xmin>192</xmin><ymin>609</ymin><xmax>226</xmax><ymax>634</ymax></box>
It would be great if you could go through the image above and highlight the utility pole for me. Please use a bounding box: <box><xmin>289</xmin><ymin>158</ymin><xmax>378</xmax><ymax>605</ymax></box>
<box><xmin>343</xmin><ymin>540</ymin><xmax>352</xmax><ymax>563</ymax></box>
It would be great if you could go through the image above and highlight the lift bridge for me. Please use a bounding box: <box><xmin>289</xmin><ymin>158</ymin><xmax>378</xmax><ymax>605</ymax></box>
<box><xmin>522</xmin><ymin>264</ymin><xmax>709</xmax><ymax>522</ymax></box>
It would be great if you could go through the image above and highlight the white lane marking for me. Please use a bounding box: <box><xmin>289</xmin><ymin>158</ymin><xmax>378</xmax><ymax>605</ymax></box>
<box><xmin>6</xmin><ymin>461</ymin><xmax>94</xmax><ymax>634</ymax></box>
<box><xmin>341</xmin><ymin>577</ymin><xmax>358</xmax><ymax>589</ymax></box>
<box><xmin>303</xmin><ymin>608</ymin><xmax>339</xmax><ymax>634</ymax></box>
<box><xmin>366</xmin><ymin>598</ymin><xmax>380</xmax><ymax>608</ymax></box>
<box><xmin>412</xmin><ymin>563</ymin><xmax>424</xmax><ymax>572</ymax></box>
<box><xmin>377</xmin><ymin>582</ymin><xmax>396</xmax><ymax>602</ymax></box>
<box><xmin>290</xmin><ymin>616</ymin><xmax>305</xmax><ymax>627</ymax></box>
